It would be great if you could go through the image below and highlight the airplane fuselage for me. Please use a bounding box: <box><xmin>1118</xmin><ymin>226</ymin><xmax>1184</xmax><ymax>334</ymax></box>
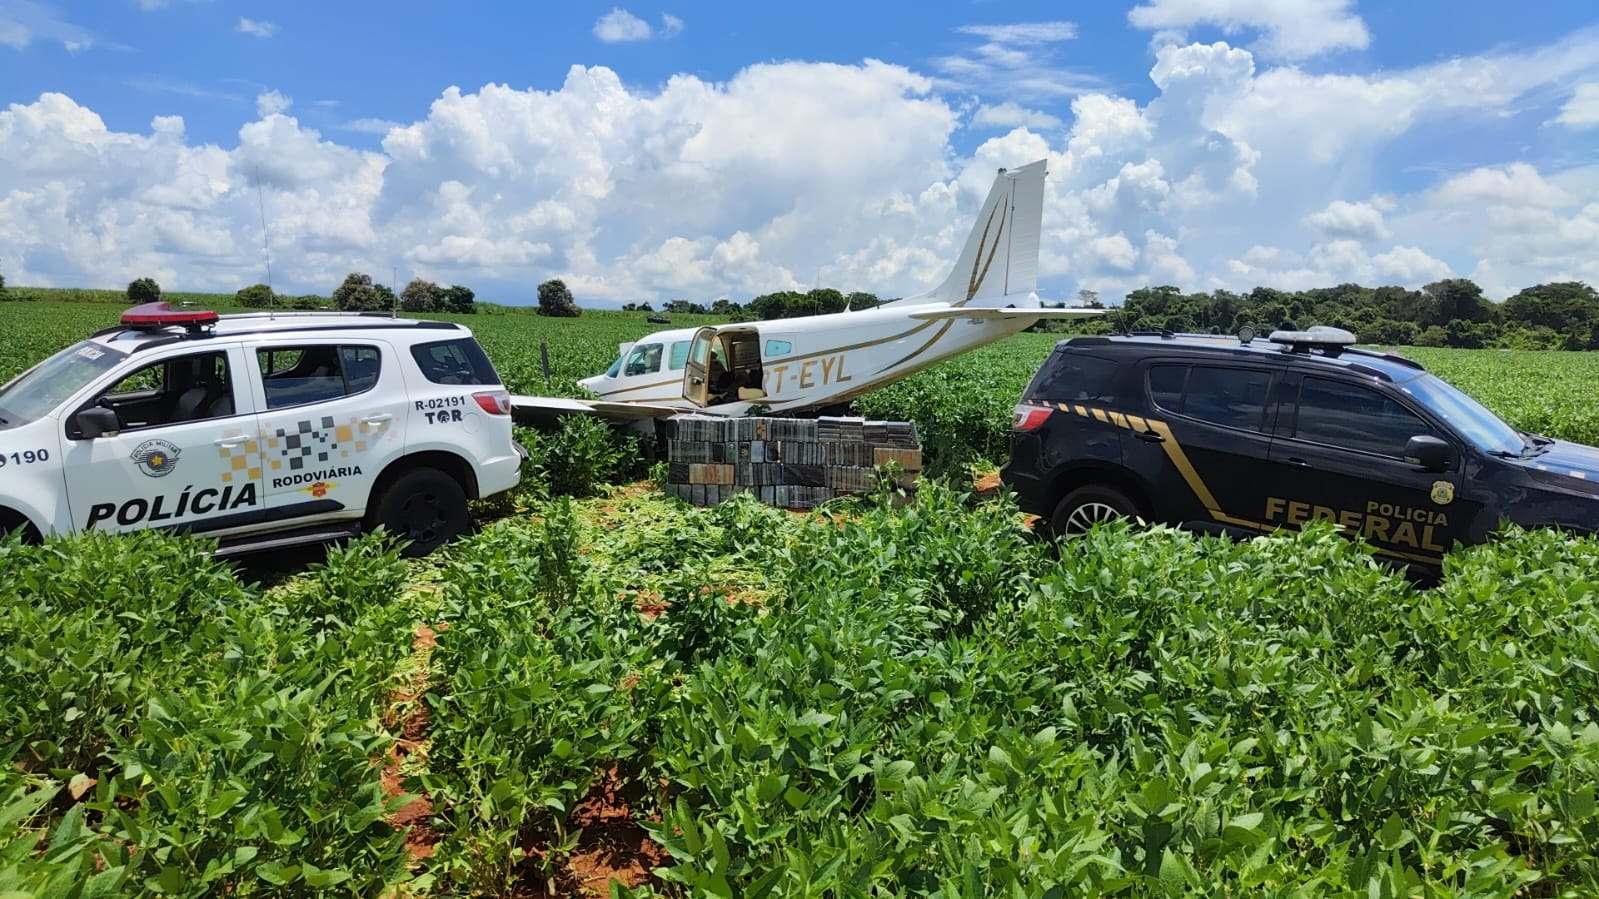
<box><xmin>578</xmin><ymin>302</ymin><xmax>1038</xmax><ymax>416</ymax></box>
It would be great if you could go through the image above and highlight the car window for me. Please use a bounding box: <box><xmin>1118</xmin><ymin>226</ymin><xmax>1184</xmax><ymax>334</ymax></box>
<box><xmin>409</xmin><ymin>338</ymin><xmax>501</xmax><ymax>386</ymax></box>
<box><xmin>623</xmin><ymin>343</ymin><xmax>663</xmax><ymax>376</ymax></box>
<box><xmin>1148</xmin><ymin>364</ymin><xmax>1186</xmax><ymax>412</ymax></box>
<box><xmin>258</xmin><ymin>344</ymin><xmax>381</xmax><ymax>409</ymax></box>
<box><xmin>341</xmin><ymin>346</ymin><xmax>383</xmax><ymax>393</ymax></box>
<box><xmin>1149</xmin><ymin>364</ymin><xmax>1271</xmax><ymax>432</ymax></box>
<box><xmin>1027</xmin><ymin>352</ymin><xmax>1119</xmax><ymax>403</ymax></box>
<box><xmin>1183</xmin><ymin>366</ymin><xmax>1271</xmax><ymax>432</ymax></box>
<box><xmin>1294</xmin><ymin>377</ymin><xmax>1434</xmax><ymax>459</ymax></box>
<box><xmin>82</xmin><ymin>351</ymin><xmax>234</xmax><ymax>434</ymax></box>
<box><xmin>668</xmin><ymin>340</ymin><xmax>691</xmax><ymax>370</ymax></box>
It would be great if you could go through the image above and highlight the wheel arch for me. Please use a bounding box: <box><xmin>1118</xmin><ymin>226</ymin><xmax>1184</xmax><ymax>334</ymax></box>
<box><xmin>0</xmin><ymin>505</ymin><xmax>44</xmax><ymax>543</ymax></box>
<box><xmin>1039</xmin><ymin>463</ymin><xmax>1156</xmax><ymax>521</ymax></box>
<box><xmin>369</xmin><ymin>450</ymin><xmax>481</xmax><ymax>506</ymax></box>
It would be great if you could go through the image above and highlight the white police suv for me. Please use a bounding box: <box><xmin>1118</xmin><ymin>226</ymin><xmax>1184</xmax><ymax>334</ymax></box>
<box><xmin>0</xmin><ymin>303</ymin><xmax>522</xmax><ymax>556</ymax></box>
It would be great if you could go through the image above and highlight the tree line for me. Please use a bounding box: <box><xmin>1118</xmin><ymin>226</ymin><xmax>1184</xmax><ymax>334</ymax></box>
<box><xmin>616</xmin><ymin>287</ymin><xmax>883</xmax><ymax>320</ymax></box>
<box><xmin>8</xmin><ymin>267</ymin><xmax>1594</xmax><ymax>349</ymax></box>
<box><xmin>91</xmin><ymin>274</ymin><xmax>482</xmax><ymax>314</ymax></box>
<box><xmin>1060</xmin><ymin>279</ymin><xmax>1599</xmax><ymax>350</ymax></box>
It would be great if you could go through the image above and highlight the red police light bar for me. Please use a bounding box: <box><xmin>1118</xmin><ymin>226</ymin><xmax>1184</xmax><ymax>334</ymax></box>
<box><xmin>121</xmin><ymin>302</ymin><xmax>220</xmax><ymax>330</ymax></box>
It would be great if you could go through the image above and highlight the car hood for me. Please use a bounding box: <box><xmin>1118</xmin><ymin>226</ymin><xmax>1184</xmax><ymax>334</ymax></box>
<box><xmin>1518</xmin><ymin>439</ymin><xmax>1599</xmax><ymax>494</ymax></box>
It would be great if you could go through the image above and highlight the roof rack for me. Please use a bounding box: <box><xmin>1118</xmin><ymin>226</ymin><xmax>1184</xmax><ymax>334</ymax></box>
<box><xmin>1343</xmin><ymin>346</ymin><xmax>1426</xmax><ymax>371</ymax></box>
<box><xmin>1269</xmin><ymin>326</ymin><xmax>1357</xmax><ymax>356</ymax></box>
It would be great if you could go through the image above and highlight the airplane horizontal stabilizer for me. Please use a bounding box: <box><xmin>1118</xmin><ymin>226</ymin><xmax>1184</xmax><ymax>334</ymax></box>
<box><xmin>907</xmin><ymin>307</ymin><xmax>1107</xmax><ymax>321</ymax></box>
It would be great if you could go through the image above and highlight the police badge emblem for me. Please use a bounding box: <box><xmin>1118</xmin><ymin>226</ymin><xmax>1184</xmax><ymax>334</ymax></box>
<box><xmin>1430</xmin><ymin>480</ymin><xmax>1454</xmax><ymax>505</ymax></box>
<box><xmin>131</xmin><ymin>439</ymin><xmax>182</xmax><ymax>478</ymax></box>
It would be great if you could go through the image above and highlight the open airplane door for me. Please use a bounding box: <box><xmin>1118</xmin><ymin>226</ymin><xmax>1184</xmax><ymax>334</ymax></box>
<box><xmin>682</xmin><ymin>326</ymin><xmax>716</xmax><ymax>406</ymax></box>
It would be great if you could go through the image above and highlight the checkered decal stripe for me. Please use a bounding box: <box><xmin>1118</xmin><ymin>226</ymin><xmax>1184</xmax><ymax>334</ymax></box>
<box><xmin>215</xmin><ymin>414</ymin><xmax>391</xmax><ymax>483</ymax></box>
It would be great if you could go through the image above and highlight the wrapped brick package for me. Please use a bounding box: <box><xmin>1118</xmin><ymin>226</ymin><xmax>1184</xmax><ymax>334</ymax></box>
<box><xmin>663</xmin><ymin>415</ymin><xmax>921</xmax><ymax>509</ymax></box>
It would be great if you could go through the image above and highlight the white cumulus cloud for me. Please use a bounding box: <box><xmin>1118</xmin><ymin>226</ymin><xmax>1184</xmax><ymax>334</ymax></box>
<box><xmin>1304</xmin><ymin>199</ymin><xmax>1389</xmax><ymax>241</ymax></box>
<box><xmin>236</xmin><ymin>17</ymin><xmax>278</xmax><ymax>39</ymax></box>
<box><xmin>1554</xmin><ymin>83</ymin><xmax>1599</xmax><ymax>129</ymax></box>
<box><xmin>593</xmin><ymin>8</ymin><xmax>681</xmax><ymax>43</ymax></box>
<box><xmin>255</xmin><ymin>90</ymin><xmax>292</xmax><ymax>118</ymax></box>
<box><xmin>1128</xmin><ymin>0</ymin><xmax>1369</xmax><ymax>60</ymax></box>
<box><xmin>971</xmin><ymin>102</ymin><xmax>1062</xmax><ymax>131</ymax></box>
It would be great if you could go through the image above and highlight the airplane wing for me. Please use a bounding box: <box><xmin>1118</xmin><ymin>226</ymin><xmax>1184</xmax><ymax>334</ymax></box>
<box><xmin>510</xmin><ymin>395</ymin><xmax>683</xmax><ymax>426</ymax></box>
<box><xmin>908</xmin><ymin>307</ymin><xmax>1108</xmax><ymax>321</ymax></box>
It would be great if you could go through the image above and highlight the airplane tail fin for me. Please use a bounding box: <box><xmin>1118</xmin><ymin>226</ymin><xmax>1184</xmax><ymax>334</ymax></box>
<box><xmin>891</xmin><ymin>158</ymin><xmax>1047</xmax><ymax>309</ymax></box>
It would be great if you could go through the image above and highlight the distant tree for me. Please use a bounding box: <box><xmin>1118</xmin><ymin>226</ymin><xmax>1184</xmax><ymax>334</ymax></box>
<box><xmin>1421</xmin><ymin>278</ymin><xmax>1491</xmax><ymax>325</ymax></box>
<box><xmin>621</xmin><ymin>302</ymin><xmax>640</xmax><ymax>312</ymax></box>
<box><xmin>441</xmin><ymin>284</ymin><xmax>476</xmax><ymax>314</ymax></box>
<box><xmin>0</xmin><ymin>268</ymin><xmax>7</xmax><ymax>300</ymax></box>
<box><xmin>332</xmin><ymin>272</ymin><xmax>385</xmax><ymax>312</ymax></box>
<box><xmin>711</xmin><ymin>298</ymin><xmax>742</xmax><ymax>317</ymax></box>
<box><xmin>1416</xmin><ymin>325</ymin><xmax>1449</xmax><ymax>347</ymax></box>
<box><xmin>290</xmin><ymin>294</ymin><xmax>326</xmax><ymax>310</ymax></box>
<box><xmin>1504</xmin><ymin>281</ymin><xmax>1598</xmax><ymax>349</ymax></box>
<box><xmin>127</xmin><ymin>277</ymin><xmax>161</xmax><ymax>305</ymax></box>
<box><xmin>1076</xmin><ymin>288</ymin><xmax>1101</xmax><ymax>309</ymax></box>
<box><xmin>846</xmin><ymin>291</ymin><xmax>881</xmax><ymax>311</ymax></box>
<box><xmin>537</xmin><ymin>279</ymin><xmax>580</xmax><ymax>317</ymax></box>
<box><xmin>235</xmin><ymin>283</ymin><xmax>274</xmax><ymax>308</ymax></box>
<box><xmin>374</xmin><ymin>284</ymin><xmax>398</xmax><ymax>312</ymax></box>
<box><xmin>638</xmin><ymin>302</ymin><xmax>653</xmax><ymax>313</ymax></box>
<box><xmin>664</xmin><ymin>299</ymin><xmax>707</xmax><ymax>314</ymax></box>
<box><xmin>400</xmin><ymin>278</ymin><xmax>442</xmax><ymax>313</ymax></box>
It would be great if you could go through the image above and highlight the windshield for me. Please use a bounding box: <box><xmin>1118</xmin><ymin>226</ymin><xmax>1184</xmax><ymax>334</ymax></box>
<box><xmin>1397</xmin><ymin>373</ymin><xmax>1524</xmax><ymax>456</ymax></box>
<box><xmin>606</xmin><ymin>355</ymin><xmax>623</xmax><ymax>378</ymax></box>
<box><xmin>0</xmin><ymin>340</ymin><xmax>127</xmax><ymax>425</ymax></box>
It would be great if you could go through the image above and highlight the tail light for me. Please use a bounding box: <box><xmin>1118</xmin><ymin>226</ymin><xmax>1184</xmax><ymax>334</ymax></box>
<box><xmin>1012</xmin><ymin>402</ymin><xmax>1053</xmax><ymax>432</ymax></box>
<box><xmin>473</xmin><ymin>389</ymin><xmax>511</xmax><ymax>415</ymax></box>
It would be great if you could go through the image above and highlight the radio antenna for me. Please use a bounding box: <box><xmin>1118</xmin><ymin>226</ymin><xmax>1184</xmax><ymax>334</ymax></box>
<box><xmin>253</xmin><ymin>166</ymin><xmax>274</xmax><ymax>319</ymax></box>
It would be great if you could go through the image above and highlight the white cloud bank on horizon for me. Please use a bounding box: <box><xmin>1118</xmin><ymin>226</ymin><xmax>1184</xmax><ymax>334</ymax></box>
<box><xmin>1</xmin><ymin>29</ymin><xmax>1597</xmax><ymax>305</ymax></box>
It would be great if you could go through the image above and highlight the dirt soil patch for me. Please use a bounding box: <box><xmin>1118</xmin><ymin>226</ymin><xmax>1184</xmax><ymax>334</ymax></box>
<box><xmin>381</xmin><ymin>624</ymin><xmax>441</xmax><ymax>862</ymax></box>
<box><xmin>521</xmin><ymin>765</ymin><xmax>668</xmax><ymax>897</ymax></box>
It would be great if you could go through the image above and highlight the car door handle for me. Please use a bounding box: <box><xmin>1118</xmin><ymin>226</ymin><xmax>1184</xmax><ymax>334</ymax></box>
<box><xmin>360</xmin><ymin>414</ymin><xmax>393</xmax><ymax>426</ymax></box>
<box><xmin>214</xmin><ymin>436</ymin><xmax>250</xmax><ymax>448</ymax></box>
<box><xmin>1134</xmin><ymin>429</ymin><xmax>1164</xmax><ymax>443</ymax></box>
<box><xmin>1285</xmin><ymin>456</ymin><xmax>1313</xmax><ymax>468</ymax></box>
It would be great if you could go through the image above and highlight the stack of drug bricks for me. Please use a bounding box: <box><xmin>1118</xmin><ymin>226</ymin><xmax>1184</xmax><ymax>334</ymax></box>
<box><xmin>664</xmin><ymin>415</ymin><xmax>922</xmax><ymax>509</ymax></box>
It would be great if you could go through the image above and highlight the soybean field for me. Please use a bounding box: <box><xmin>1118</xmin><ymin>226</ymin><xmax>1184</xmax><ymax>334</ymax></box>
<box><xmin>4</xmin><ymin>297</ymin><xmax>1599</xmax><ymax>897</ymax></box>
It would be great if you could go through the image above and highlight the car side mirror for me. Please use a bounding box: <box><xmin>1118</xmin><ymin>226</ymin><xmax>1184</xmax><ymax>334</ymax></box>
<box><xmin>76</xmin><ymin>406</ymin><xmax>121</xmax><ymax>439</ymax></box>
<box><xmin>1404</xmin><ymin>435</ymin><xmax>1452</xmax><ymax>472</ymax></box>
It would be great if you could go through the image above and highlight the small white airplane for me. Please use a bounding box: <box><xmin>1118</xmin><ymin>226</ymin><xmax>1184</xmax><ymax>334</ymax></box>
<box><xmin>511</xmin><ymin>159</ymin><xmax>1103</xmax><ymax>425</ymax></box>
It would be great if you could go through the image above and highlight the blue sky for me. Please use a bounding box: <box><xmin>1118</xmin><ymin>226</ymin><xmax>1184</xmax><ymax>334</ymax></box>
<box><xmin>1</xmin><ymin>1</ymin><xmax>1596</xmax><ymax>304</ymax></box>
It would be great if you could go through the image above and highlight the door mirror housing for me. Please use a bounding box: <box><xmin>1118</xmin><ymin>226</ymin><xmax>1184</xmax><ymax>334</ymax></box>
<box><xmin>1404</xmin><ymin>435</ymin><xmax>1453</xmax><ymax>471</ymax></box>
<box><xmin>76</xmin><ymin>406</ymin><xmax>121</xmax><ymax>439</ymax></box>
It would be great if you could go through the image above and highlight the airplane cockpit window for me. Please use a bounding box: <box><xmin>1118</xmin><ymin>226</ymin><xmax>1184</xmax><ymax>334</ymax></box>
<box><xmin>764</xmin><ymin>339</ymin><xmax>793</xmax><ymax>357</ymax></box>
<box><xmin>668</xmin><ymin>340</ymin><xmax>691</xmax><ymax>371</ymax></box>
<box><xmin>606</xmin><ymin>355</ymin><xmax>623</xmax><ymax>378</ymax></box>
<box><xmin>623</xmin><ymin>343</ymin><xmax>663</xmax><ymax>376</ymax></box>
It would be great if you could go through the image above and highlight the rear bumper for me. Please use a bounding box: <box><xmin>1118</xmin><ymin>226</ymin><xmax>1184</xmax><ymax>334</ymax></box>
<box><xmin>478</xmin><ymin>450</ymin><xmax>523</xmax><ymax>498</ymax></box>
<box><xmin>1000</xmin><ymin>434</ymin><xmax>1052</xmax><ymax>516</ymax></box>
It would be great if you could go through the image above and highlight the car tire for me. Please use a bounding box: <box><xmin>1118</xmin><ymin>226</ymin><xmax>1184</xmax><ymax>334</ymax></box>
<box><xmin>367</xmin><ymin>468</ymin><xmax>469</xmax><ymax>557</ymax></box>
<box><xmin>1050</xmin><ymin>485</ymin><xmax>1140</xmax><ymax>537</ymax></box>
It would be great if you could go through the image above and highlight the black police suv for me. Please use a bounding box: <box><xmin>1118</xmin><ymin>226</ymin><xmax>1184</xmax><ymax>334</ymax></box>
<box><xmin>1001</xmin><ymin>327</ymin><xmax>1599</xmax><ymax>568</ymax></box>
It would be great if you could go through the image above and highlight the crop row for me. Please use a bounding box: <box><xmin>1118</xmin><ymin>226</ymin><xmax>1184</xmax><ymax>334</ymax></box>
<box><xmin>12</xmin><ymin>482</ymin><xmax>1599</xmax><ymax>895</ymax></box>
